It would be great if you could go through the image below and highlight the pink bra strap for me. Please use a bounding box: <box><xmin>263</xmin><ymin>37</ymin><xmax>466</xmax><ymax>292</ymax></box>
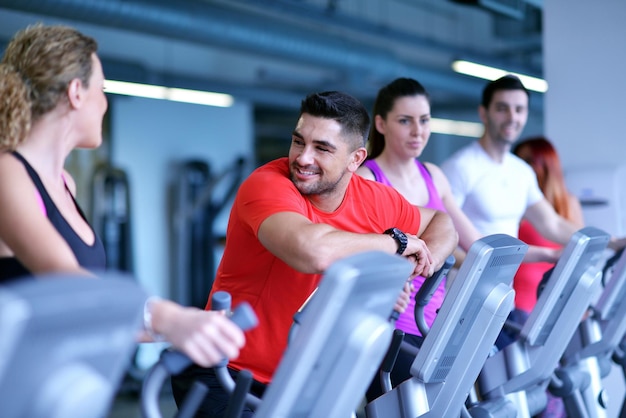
<box><xmin>35</xmin><ymin>189</ymin><xmax>47</xmax><ymax>216</ymax></box>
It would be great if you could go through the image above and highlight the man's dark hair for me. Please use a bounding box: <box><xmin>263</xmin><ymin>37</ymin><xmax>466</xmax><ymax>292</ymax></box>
<box><xmin>481</xmin><ymin>75</ymin><xmax>530</xmax><ymax>108</ymax></box>
<box><xmin>299</xmin><ymin>91</ymin><xmax>370</xmax><ymax>149</ymax></box>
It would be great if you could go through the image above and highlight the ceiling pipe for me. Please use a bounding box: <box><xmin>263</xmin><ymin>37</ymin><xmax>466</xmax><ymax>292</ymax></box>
<box><xmin>224</xmin><ymin>0</ymin><xmax>538</xmax><ymax>65</ymax></box>
<box><xmin>0</xmin><ymin>0</ymin><xmax>544</xmax><ymax>113</ymax></box>
<box><xmin>0</xmin><ymin>0</ymin><xmax>488</xmax><ymax>100</ymax></box>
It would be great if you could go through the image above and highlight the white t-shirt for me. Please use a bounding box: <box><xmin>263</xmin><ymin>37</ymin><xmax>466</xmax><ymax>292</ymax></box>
<box><xmin>441</xmin><ymin>141</ymin><xmax>544</xmax><ymax>237</ymax></box>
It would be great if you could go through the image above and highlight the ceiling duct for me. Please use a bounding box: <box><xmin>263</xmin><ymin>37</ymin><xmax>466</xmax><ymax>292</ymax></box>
<box><xmin>0</xmin><ymin>0</ymin><xmax>488</xmax><ymax>100</ymax></box>
<box><xmin>451</xmin><ymin>0</ymin><xmax>528</xmax><ymax>20</ymax></box>
<box><xmin>0</xmin><ymin>0</ymin><xmax>545</xmax><ymax>113</ymax></box>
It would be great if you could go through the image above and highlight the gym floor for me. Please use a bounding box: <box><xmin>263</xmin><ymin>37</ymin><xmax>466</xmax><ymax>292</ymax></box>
<box><xmin>106</xmin><ymin>387</ymin><xmax>369</xmax><ymax>418</ymax></box>
<box><xmin>108</xmin><ymin>389</ymin><xmax>177</xmax><ymax>418</ymax></box>
<box><xmin>106</xmin><ymin>368</ymin><xmax>177</xmax><ymax>418</ymax></box>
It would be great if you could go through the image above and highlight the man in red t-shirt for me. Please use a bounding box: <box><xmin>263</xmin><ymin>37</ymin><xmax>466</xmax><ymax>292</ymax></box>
<box><xmin>172</xmin><ymin>91</ymin><xmax>458</xmax><ymax>417</ymax></box>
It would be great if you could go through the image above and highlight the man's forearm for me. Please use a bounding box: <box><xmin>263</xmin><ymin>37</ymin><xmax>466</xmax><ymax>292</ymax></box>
<box><xmin>419</xmin><ymin>211</ymin><xmax>459</xmax><ymax>268</ymax></box>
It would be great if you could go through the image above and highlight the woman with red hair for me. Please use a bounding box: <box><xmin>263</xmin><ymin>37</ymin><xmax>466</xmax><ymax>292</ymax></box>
<box><xmin>512</xmin><ymin>137</ymin><xmax>584</xmax><ymax>313</ymax></box>
<box><xmin>512</xmin><ymin>136</ymin><xmax>585</xmax><ymax>418</ymax></box>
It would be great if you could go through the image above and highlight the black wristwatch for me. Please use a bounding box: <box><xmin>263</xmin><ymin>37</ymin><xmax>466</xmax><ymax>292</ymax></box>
<box><xmin>384</xmin><ymin>227</ymin><xmax>408</xmax><ymax>256</ymax></box>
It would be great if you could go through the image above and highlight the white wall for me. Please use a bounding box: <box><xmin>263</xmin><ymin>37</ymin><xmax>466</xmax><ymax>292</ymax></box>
<box><xmin>544</xmin><ymin>2</ymin><xmax>626</xmax><ymax>416</ymax></box>
<box><xmin>109</xmin><ymin>95</ymin><xmax>253</xmax><ymax>299</ymax></box>
<box><xmin>544</xmin><ymin>1</ymin><xmax>626</xmax><ymax>169</ymax></box>
<box><xmin>545</xmin><ymin>1</ymin><xmax>626</xmax><ymax>237</ymax></box>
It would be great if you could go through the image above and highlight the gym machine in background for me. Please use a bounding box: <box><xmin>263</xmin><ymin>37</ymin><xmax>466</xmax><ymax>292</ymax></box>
<box><xmin>170</xmin><ymin>157</ymin><xmax>246</xmax><ymax>309</ymax></box>
<box><xmin>90</xmin><ymin>163</ymin><xmax>142</xmax><ymax>394</ymax></box>
<box><xmin>553</xmin><ymin>248</ymin><xmax>626</xmax><ymax>417</ymax></box>
<box><xmin>91</xmin><ymin>163</ymin><xmax>134</xmax><ymax>273</ymax></box>
<box><xmin>469</xmin><ymin>226</ymin><xmax>610</xmax><ymax>418</ymax></box>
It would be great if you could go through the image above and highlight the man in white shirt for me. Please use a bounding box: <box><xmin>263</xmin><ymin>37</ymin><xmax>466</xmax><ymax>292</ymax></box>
<box><xmin>442</xmin><ymin>75</ymin><xmax>624</xmax><ymax>261</ymax></box>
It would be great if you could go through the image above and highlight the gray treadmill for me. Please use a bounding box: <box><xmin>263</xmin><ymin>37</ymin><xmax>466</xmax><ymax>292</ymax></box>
<box><xmin>365</xmin><ymin>234</ymin><xmax>528</xmax><ymax>418</ymax></box>
<box><xmin>254</xmin><ymin>250</ymin><xmax>413</xmax><ymax>418</ymax></box>
<box><xmin>552</xmin><ymin>248</ymin><xmax>626</xmax><ymax>417</ymax></box>
<box><xmin>0</xmin><ymin>273</ymin><xmax>146</xmax><ymax>418</ymax></box>
<box><xmin>140</xmin><ymin>251</ymin><xmax>413</xmax><ymax>418</ymax></box>
<box><xmin>470</xmin><ymin>226</ymin><xmax>610</xmax><ymax>418</ymax></box>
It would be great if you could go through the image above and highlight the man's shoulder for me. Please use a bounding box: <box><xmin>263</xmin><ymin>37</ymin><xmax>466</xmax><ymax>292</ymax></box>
<box><xmin>245</xmin><ymin>158</ymin><xmax>289</xmax><ymax>183</ymax></box>
<box><xmin>504</xmin><ymin>152</ymin><xmax>536</xmax><ymax>175</ymax></box>
<box><xmin>255</xmin><ymin>157</ymin><xmax>288</xmax><ymax>174</ymax></box>
<box><xmin>505</xmin><ymin>152</ymin><xmax>530</xmax><ymax>167</ymax></box>
<box><xmin>442</xmin><ymin>141</ymin><xmax>483</xmax><ymax>169</ymax></box>
<box><xmin>349</xmin><ymin>174</ymin><xmax>415</xmax><ymax>216</ymax></box>
<box><xmin>351</xmin><ymin>172</ymin><xmax>399</xmax><ymax>196</ymax></box>
<box><xmin>238</xmin><ymin>158</ymin><xmax>299</xmax><ymax>202</ymax></box>
<box><xmin>348</xmin><ymin>173</ymin><xmax>420</xmax><ymax>231</ymax></box>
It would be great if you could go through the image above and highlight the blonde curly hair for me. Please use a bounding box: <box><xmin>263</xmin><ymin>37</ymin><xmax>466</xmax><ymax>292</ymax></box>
<box><xmin>0</xmin><ymin>24</ymin><xmax>98</xmax><ymax>151</ymax></box>
<box><xmin>0</xmin><ymin>65</ymin><xmax>30</xmax><ymax>152</ymax></box>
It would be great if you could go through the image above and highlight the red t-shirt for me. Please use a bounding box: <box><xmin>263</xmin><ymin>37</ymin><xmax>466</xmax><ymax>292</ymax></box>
<box><xmin>207</xmin><ymin>158</ymin><xmax>422</xmax><ymax>383</ymax></box>
<box><xmin>514</xmin><ymin>219</ymin><xmax>561</xmax><ymax>312</ymax></box>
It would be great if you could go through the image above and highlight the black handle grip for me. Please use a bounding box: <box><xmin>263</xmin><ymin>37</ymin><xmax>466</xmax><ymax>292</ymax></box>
<box><xmin>381</xmin><ymin>329</ymin><xmax>405</xmax><ymax>373</ymax></box>
<box><xmin>142</xmin><ymin>293</ymin><xmax>257</xmax><ymax>418</ymax></box>
<box><xmin>390</xmin><ymin>255</ymin><xmax>455</xmax><ymax>322</ymax></box>
<box><xmin>159</xmin><ymin>301</ymin><xmax>258</xmax><ymax>372</ymax></box>
<box><xmin>229</xmin><ymin>302</ymin><xmax>258</xmax><ymax>331</ymax></box>
<box><xmin>212</xmin><ymin>290</ymin><xmax>232</xmax><ymax>311</ymax></box>
<box><xmin>223</xmin><ymin>370</ymin><xmax>254</xmax><ymax>418</ymax></box>
<box><xmin>415</xmin><ymin>255</ymin><xmax>455</xmax><ymax>307</ymax></box>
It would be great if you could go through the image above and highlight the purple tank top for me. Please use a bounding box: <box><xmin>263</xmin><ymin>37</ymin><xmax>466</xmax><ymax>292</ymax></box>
<box><xmin>363</xmin><ymin>159</ymin><xmax>446</xmax><ymax>336</ymax></box>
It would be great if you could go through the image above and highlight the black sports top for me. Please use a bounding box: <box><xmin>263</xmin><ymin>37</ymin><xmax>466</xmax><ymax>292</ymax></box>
<box><xmin>0</xmin><ymin>152</ymin><xmax>106</xmax><ymax>283</ymax></box>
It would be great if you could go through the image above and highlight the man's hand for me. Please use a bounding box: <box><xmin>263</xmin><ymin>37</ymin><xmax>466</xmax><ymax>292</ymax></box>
<box><xmin>609</xmin><ymin>237</ymin><xmax>626</xmax><ymax>252</ymax></box>
<box><xmin>405</xmin><ymin>234</ymin><xmax>434</xmax><ymax>277</ymax></box>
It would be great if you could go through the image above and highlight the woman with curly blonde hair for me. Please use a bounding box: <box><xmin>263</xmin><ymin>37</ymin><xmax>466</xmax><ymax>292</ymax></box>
<box><xmin>0</xmin><ymin>24</ymin><xmax>244</xmax><ymax>367</ymax></box>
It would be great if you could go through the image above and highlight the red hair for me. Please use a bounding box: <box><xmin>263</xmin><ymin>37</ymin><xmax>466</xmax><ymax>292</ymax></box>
<box><xmin>513</xmin><ymin>137</ymin><xmax>575</xmax><ymax>221</ymax></box>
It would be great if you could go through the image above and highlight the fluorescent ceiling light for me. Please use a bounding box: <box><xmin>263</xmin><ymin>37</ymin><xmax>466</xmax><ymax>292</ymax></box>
<box><xmin>431</xmin><ymin>117</ymin><xmax>483</xmax><ymax>138</ymax></box>
<box><xmin>103</xmin><ymin>79</ymin><xmax>479</xmax><ymax>136</ymax></box>
<box><xmin>452</xmin><ymin>60</ymin><xmax>548</xmax><ymax>93</ymax></box>
<box><xmin>104</xmin><ymin>80</ymin><xmax>234</xmax><ymax>107</ymax></box>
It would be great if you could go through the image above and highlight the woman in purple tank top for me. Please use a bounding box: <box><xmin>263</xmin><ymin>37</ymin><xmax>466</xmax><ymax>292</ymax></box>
<box><xmin>356</xmin><ymin>78</ymin><xmax>482</xmax><ymax>401</ymax></box>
